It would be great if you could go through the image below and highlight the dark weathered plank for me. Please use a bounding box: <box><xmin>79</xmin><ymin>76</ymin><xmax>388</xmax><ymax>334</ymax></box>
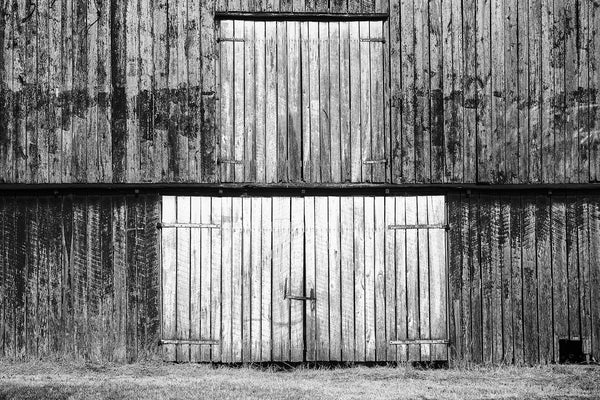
<box><xmin>510</xmin><ymin>194</ymin><xmax>523</xmax><ymax>364</ymax></box>
<box><xmin>551</xmin><ymin>194</ymin><xmax>568</xmax><ymax>362</ymax></box>
<box><xmin>110</xmin><ymin>0</ymin><xmax>127</xmax><ymax>183</ymax></box>
<box><xmin>528</xmin><ymin>0</ymin><xmax>542</xmax><ymax>183</ymax></box>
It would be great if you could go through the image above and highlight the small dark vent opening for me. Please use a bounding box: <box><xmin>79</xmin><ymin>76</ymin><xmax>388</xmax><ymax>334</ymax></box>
<box><xmin>558</xmin><ymin>339</ymin><xmax>585</xmax><ymax>364</ymax></box>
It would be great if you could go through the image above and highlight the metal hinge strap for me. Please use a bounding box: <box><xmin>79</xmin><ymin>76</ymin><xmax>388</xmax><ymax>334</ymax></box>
<box><xmin>157</xmin><ymin>223</ymin><xmax>220</xmax><ymax>229</ymax></box>
<box><xmin>360</xmin><ymin>37</ymin><xmax>385</xmax><ymax>43</ymax></box>
<box><xmin>390</xmin><ymin>339</ymin><xmax>449</xmax><ymax>345</ymax></box>
<box><xmin>218</xmin><ymin>37</ymin><xmax>245</xmax><ymax>42</ymax></box>
<box><xmin>160</xmin><ymin>339</ymin><xmax>219</xmax><ymax>346</ymax></box>
<box><xmin>387</xmin><ymin>224</ymin><xmax>448</xmax><ymax>230</ymax></box>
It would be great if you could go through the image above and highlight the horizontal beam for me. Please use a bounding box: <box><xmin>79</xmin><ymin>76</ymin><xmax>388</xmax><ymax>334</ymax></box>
<box><xmin>2</xmin><ymin>183</ymin><xmax>600</xmax><ymax>196</ymax></box>
<box><xmin>214</xmin><ymin>11</ymin><xmax>389</xmax><ymax>21</ymax></box>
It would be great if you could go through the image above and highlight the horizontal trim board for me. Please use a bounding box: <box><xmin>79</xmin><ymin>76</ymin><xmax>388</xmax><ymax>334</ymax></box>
<box><xmin>214</xmin><ymin>12</ymin><xmax>389</xmax><ymax>21</ymax></box>
<box><xmin>4</xmin><ymin>184</ymin><xmax>600</xmax><ymax>197</ymax></box>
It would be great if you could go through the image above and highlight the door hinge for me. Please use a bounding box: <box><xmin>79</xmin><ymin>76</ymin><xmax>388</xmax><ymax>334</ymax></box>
<box><xmin>387</xmin><ymin>224</ymin><xmax>448</xmax><ymax>230</ymax></box>
<box><xmin>360</xmin><ymin>37</ymin><xmax>385</xmax><ymax>43</ymax></box>
<box><xmin>390</xmin><ymin>339</ymin><xmax>449</xmax><ymax>345</ymax></box>
<box><xmin>217</xmin><ymin>37</ymin><xmax>245</xmax><ymax>42</ymax></box>
<box><xmin>160</xmin><ymin>339</ymin><xmax>220</xmax><ymax>346</ymax></box>
<box><xmin>363</xmin><ymin>159</ymin><xmax>387</xmax><ymax>165</ymax></box>
<box><xmin>218</xmin><ymin>159</ymin><xmax>244</xmax><ymax>165</ymax></box>
<box><xmin>157</xmin><ymin>222</ymin><xmax>220</xmax><ymax>229</ymax></box>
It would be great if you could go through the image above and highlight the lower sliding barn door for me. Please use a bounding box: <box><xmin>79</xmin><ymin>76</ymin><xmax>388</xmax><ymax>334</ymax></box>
<box><xmin>160</xmin><ymin>196</ymin><xmax>447</xmax><ymax>363</ymax></box>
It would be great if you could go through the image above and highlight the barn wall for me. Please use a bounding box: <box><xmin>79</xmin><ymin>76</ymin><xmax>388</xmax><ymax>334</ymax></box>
<box><xmin>1</xmin><ymin>1</ymin><xmax>598</xmax><ymax>184</ymax></box>
<box><xmin>0</xmin><ymin>194</ymin><xmax>161</xmax><ymax>361</ymax></box>
<box><xmin>447</xmin><ymin>193</ymin><xmax>600</xmax><ymax>364</ymax></box>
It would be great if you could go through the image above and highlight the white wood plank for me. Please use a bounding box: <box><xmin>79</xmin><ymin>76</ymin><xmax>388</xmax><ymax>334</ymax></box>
<box><xmin>340</xmin><ymin>196</ymin><xmax>355</xmax><ymax>361</ymax></box>
<box><xmin>176</xmin><ymin>197</ymin><xmax>191</xmax><ymax>362</ymax></box>
<box><xmin>315</xmin><ymin>196</ymin><xmax>329</xmax><ymax>360</ymax></box>
<box><xmin>162</xmin><ymin>196</ymin><xmax>177</xmax><ymax>361</ymax></box>
<box><xmin>328</xmin><ymin>196</ymin><xmax>342</xmax><ymax>361</ymax></box>
<box><xmin>290</xmin><ymin>197</ymin><xmax>304</xmax><ymax>361</ymax></box>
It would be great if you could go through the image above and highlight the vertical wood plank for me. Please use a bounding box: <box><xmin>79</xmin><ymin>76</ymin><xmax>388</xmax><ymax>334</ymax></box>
<box><xmin>339</xmin><ymin>22</ymin><xmax>351</xmax><ymax>182</ymax></box>
<box><xmin>255</xmin><ymin>22</ymin><xmax>266</xmax><ymax>183</ymax></box>
<box><xmin>364</xmin><ymin>196</ymin><xmax>376</xmax><ymax>361</ymax></box>
<box><xmin>304</xmin><ymin>196</ymin><xmax>316</xmax><ymax>361</ymax></box>
<box><xmin>504</xmin><ymin>0</ymin><xmax>519</xmax><ymax>182</ymax></box>
<box><xmin>429</xmin><ymin>1</ymin><xmax>444</xmax><ymax>183</ymax></box>
<box><xmin>463</xmin><ymin>0</ymin><xmax>477</xmax><ymax>182</ymax></box>
<box><xmin>220</xmin><ymin>197</ymin><xmax>232</xmax><ymax>362</ymax></box>
<box><xmin>516</xmin><ymin>0</ymin><xmax>529</xmax><ymax>183</ymax></box>
<box><xmin>349</xmin><ymin>21</ymin><xmax>361</xmax><ymax>182</ymax></box>
<box><xmin>210</xmin><ymin>197</ymin><xmax>222</xmax><ymax>362</ymax></box>
<box><xmin>529</xmin><ymin>0</ymin><xmax>542</xmax><ymax>183</ymax></box>
<box><xmin>200</xmin><ymin>0</ymin><xmax>218</xmax><ymax>182</ymax></box>
<box><xmin>429</xmin><ymin>196</ymin><xmax>447</xmax><ymax>360</ymax></box>
<box><xmin>359</xmin><ymin>21</ymin><xmax>371</xmax><ymax>182</ymax></box>
<box><xmin>589</xmin><ymin>197</ymin><xmax>600</xmax><ymax>359</ymax></box>
<box><xmin>480</xmin><ymin>196</ymin><xmax>493</xmax><ymax>363</ymax></box>
<box><xmin>189</xmin><ymin>197</ymin><xmax>201</xmax><ymax>362</ymax></box>
<box><xmin>175</xmin><ymin>197</ymin><xmax>191</xmax><ymax>362</ymax></box>
<box><xmin>395</xmin><ymin>196</ymin><xmax>408</xmax><ymax>361</ymax></box>
<box><xmin>405</xmin><ymin>196</ymin><xmax>419</xmax><ymax>360</ymax></box>
<box><xmin>541</xmin><ymin>0</ymin><xmax>554</xmax><ymax>183</ymax></box>
<box><xmin>417</xmin><ymin>196</ymin><xmax>431</xmax><ymax>360</ymax></box>
<box><xmin>315</xmin><ymin>196</ymin><xmax>329</xmax><ymax>360</ymax></box>
<box><xmin>328</xmin><ymin>196</ymin><xmax>341</xmax><ymax>361</ymax></box>
<box><xmin>551</xmin><ymin>194</ymin><xmax>568</xmax><ymax>362</ymax></box>
<box><xmin>125</xmin><ymin>0</ymin><xmax>140</xmax><ymax>182</ymax></box>
<box><xmin>490</xmin><ymin>0</ymin><xmax>506</xmax><ymax>183</ymax></box>
<box><xmin>231</xmin><ymin>197</ymin><xmax>243</xmax><ymax>362</ymax></box>
<box><xmin>97</xmin><ymin>0</ymin><xmax>112</xmax><ymax>182</ymax></box>
<box><xmin>187</xmin><ymin>0</ymin><xmax>201</xmax><ymax>182</ymax></box>
<box><xmin>473</xmin><ymin>0</ymin><xmax>490</xmax><ymax>183</ymax></box>
<box><xmin>566</xmin><ymin>196</ymin><xmax>580</xmax><ymax>340</ymax></box>
<box><xmin>73</xmin><ymin>0</ymin><xmax>89</xmax><ymax>183</ymax></box>
<box><xmin>290</xmin><ymin>197</ymin><xmax>304</xmax><ymax>362</ymax></box>
<box><xmin>370</xmin><ymin>22</ymin><xmax>386</xmax><ymax>183</ymax></box>
<box><xmin>219</xmin><ymin>20</ymin><xmax>234</xmax><ymax>182</ymax></box>
<box><xmin>242</xmin><ymin>197</ymin><xmax>252</xmax><ymax>361</ymax></box>
<box><xmin>250</xmin><ymin>198</ymin><xmax>262</xmax><ymax>361</ymax></box>
<box><xmin>265</xmin><ymin>22</ymin><xmax>277</xmax><ymax>183</ymax></box>
<box><xmin>374</xmin><ymin>197</ymin><xmax>386</xmax><ymax>360</ymax></box>
<box><xmin>383</xmin><ymin>197</ymin><xmax>396</xmax><ymax>361</ymax></box>
<box><xmin>470</xmin><ymin>194</ymin><xmax>482</xmax><ymax>362</ymax></box>
<box><xmin>511</xmin><ymin>195</ymin><xmax>524</xmax><ymax>364</ymax></box>
<box><xmin>233</xmin><ymin>21</ymin><xmax>245</xmax><ymax>182</ymax></box>
<box><xmin>590</xmin><ymin>2</ymin><xmax>600</xmax><ymax>182</ymax></box>
<box><xmin>272</xmin><ymin>197</ymin><xmax>290</xmax><ymax>361</ymax></box>
<box><xmin>260</xmin><ymin>197</ymin><xmax>272</xmax><ymax>361</ymax></box>
<box><xmin>110</xmin><ymin>0</ymin><xmax>127</xmax><ymax>183</ymax></box>
<box><xmin>340</xmin><ymin>196</ymin><xmax>354</xmax><ymax>362</ymax></box>
<box><xmin>287</xmin><ymin>21</ymin><xmax>302</xmax><ymax>182</ymax></box>
<box><xmin>537</xmin><ymin>194</ymin><xmax>553</xmax><ymax>363</ymax></box>
<box><xmin>319</xmin><ymin>22</ymin><xmax>331</xmax><ymax>182</ymax></box>
<box><xmin>523</xmin><ymin>195</ymin><xmax>539</xmax><ymax>364</ymax></box>
<box><xmin>552</xmin><ymin>3</ymin><xmax>566</xmax><ymax>182</ymax></box>
<box><xmin>276</xmin><ymin>21</ymin><xmax>288</xmax><ymax>182</ymax></box>
<box><xmin>329</xmin><ymin>22</ymin><xmax>341</xmax><ymax>182</ymax></box>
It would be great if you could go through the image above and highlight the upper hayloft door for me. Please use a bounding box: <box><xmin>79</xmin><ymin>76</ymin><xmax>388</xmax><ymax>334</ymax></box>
<box><xmin>218</xmin><ymin>20</ymin><xmax>388</xmax><ymax>184</ymax></box>
<box><xmin>160</xmin><ymin>195</ymin><xmax>447</xmax><ymax>363</ymax></box>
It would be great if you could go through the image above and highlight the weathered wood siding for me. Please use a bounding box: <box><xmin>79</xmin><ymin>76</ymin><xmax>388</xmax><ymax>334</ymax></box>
<box><xmin>1</xmin><ymin>191</ymin><xmax>600</xmax><ymax>364</ymax></box>
<box><xmin>1</xmin><ymin>1</ymin><xmax>598</xmax><ymax>184</ymax></box>
<box><xmin>0</xmin><ymin>194</ymin><xmax>160</xmax><ymax>361</ymax></box>
<box><xmin>160</xmin><ymin>195</ymin><xmax>447</xmax><ymax>363</ymax></box>
<box><xmin>448</xmin><ymin>193</ymin><xmax>600</xmax><ymax>364</ymax></box>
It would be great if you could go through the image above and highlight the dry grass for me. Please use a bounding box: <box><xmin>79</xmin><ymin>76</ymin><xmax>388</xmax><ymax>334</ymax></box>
<box><xmin>0</xmin><ymin>361</ymin><xmax>598</xmax><ymax>400</ymax></box>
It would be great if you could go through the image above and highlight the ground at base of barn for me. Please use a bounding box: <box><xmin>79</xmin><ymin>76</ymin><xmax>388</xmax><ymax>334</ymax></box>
<box><xmin>0</xmin><ymin>361</ymin><xmax>599</xmax><ymax>400</ymax></box>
